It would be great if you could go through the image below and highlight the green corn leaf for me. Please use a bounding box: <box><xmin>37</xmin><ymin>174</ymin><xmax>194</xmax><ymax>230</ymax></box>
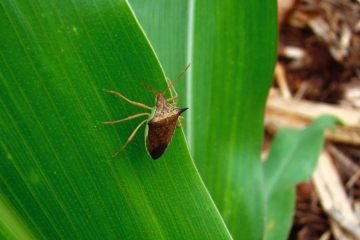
<box><xmin>0</xmin><ymin>1</ymin><xmax>231</xmax><ymax>239</ymax></box>
<box><xmin>263</xmin><ymin>115</ymin><xmax>338</xmax><ymax>240</ymax></box>
<box><xmin>130</xmin><ymin>0</ymin><xmax>277</xmax><ymax>239</ymax></box>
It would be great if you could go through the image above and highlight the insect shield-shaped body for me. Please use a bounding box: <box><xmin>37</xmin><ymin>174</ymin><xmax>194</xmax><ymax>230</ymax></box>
<box><xmin>103</xmin><ymin>65</ymin><xmax>190</xmax><ymax>160</ymax></box>
<box><xmin>146</xmin><ymin>93</ymin><xmax>187</xmax><ymax>159</ymax></box>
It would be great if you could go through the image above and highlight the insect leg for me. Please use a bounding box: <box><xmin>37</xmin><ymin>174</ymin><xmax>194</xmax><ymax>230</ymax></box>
<box><xmin>166</xmin><ymin>96</ymin><xmax>178</xmax><ymax>104</ymax></box>
<box><xmin>162</xmin><ymin>64</ymin><xmax>190</xmax><ymax>94</ymax></box>
<box><xmin>102</xmin><ymin>112</ymin><xmax>149</xmax><ymax>125</ymax></box>
<box><xmin>113</xmin><ymin>119</ymin><xmax>148</xmax><ymax>158</ymax></box>
<box><xmin>176</xmin><ymin>116</ymin><xmax>184</xmax><ymax>127</ymax></box>
<box><xmin>103</xmin><ymin>89</ymin><xmax>152</xmax><ymax>110</ymax></box>
<box><xmin>166</xmin><ymin>77</ymin><xmax>178</xmax><ymax>105</ymax></box>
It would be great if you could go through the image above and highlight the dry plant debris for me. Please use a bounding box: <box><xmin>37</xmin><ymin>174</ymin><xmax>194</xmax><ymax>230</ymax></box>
<box><xmin>267</xmin><ymin>0</ymin><xmax>360</xmax><ymax>239</ymax></box>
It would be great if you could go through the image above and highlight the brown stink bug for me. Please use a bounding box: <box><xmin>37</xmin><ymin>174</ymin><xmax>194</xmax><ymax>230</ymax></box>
<box><xmin>103</xmin><ymin>64</ymin><xmax>190</xmax><ymax>160</ymax></box>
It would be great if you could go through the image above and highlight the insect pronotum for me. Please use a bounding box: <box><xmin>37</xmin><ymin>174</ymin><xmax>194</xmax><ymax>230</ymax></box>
<box><xmin>103</xmin><ymin>64</ymin><xmax>190</xmax><ymax>160</ymax></box>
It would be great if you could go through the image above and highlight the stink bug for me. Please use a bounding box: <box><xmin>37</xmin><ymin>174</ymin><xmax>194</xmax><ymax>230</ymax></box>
<box><xmin>103</xmin><ymin>64</ymin><xmax>190</xmax><ymax>160</ymax></box>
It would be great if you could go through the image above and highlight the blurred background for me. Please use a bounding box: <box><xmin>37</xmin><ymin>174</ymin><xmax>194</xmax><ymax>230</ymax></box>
<box><xmin>266</xmin><ymin>0</ymin><xmax>360</xmax><ymax>239</ymax></box>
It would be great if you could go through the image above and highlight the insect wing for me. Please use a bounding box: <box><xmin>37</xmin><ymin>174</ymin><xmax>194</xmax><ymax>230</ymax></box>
<box><xmin>146</xmin><ymin>116</ymin><xmax>179</xmax><ymax>160</ymax></box>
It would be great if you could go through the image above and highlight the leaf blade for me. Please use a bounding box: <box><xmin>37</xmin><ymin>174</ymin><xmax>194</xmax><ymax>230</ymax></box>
<box><xmin>0</xmin><ymin>1</ymin><xmax>231</xmax><ymax>239</ymax></box>
<box><xmin>130</xmin><ymin>1</ymin><xmax>278</xmax><ymax>239</ymax></box>
<box><xmin>264</xmin><ymin>115</ymin><xmax>338</xmax><ymax>240</ymax></box>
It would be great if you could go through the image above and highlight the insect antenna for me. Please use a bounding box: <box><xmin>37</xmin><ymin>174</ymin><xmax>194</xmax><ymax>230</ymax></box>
<box><xmin>162</xmin><ymin>64</ymin><xmax>191</xmax><ymax>95</ymax></box>
<box><xmin>140</xmin><ymin>82</ymin><xmax>158</xmax><ymax>95</ymax></box>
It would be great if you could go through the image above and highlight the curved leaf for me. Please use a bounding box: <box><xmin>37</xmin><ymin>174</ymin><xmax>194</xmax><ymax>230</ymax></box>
<box><xmin>130</xmin><ymin>0</ymin><xmax>277</xmax><ymax>239</ymax></box>
<box><xmin>0</xmin><ymin>0</ymin><xmax>231</xmax><ymax>239</ymax></box>
<box><xmin>264</xmin><ymin>115</ymin><xmax>338</xmax><ymax>240</ymax></box>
